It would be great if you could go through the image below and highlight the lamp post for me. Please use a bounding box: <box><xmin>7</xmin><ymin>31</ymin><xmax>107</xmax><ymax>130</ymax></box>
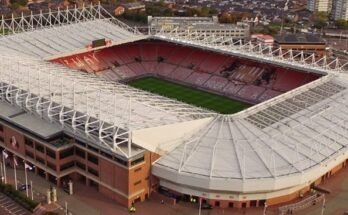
<box><xmin>263</xmin><ymin>202</ymin><xmax>268</xmax><ymax>215</ymax></box>
<box><xmin>321</xmin><ymin>195</ymin><xmax>326</xmax><ymax>215</ymax></box>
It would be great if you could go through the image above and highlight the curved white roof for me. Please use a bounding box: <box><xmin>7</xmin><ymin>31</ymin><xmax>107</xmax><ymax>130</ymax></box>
<box><xmin>153</xmin><ymin>74</ymin><xmax>348</xmax><ymax>194</ymax></box>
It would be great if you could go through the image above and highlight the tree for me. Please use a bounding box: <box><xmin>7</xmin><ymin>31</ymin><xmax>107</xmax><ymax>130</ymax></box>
<box><xmin>336</xmin><ymin>19</ymin><xmax>348</xmax><ymax>29</ymax></box>
<box><xmin>219</xmin><ymin>12</ymin><xmax>252</xmax><ymax>24</ymax></box>
<box><xmin>10</xmin><ymin>0</ymin><xmax>27</xmax><ymax>7</ymax></box>
<box><xmin>312</xmin><ymin>12</ymin><xmax>328</xmax><ymax>29</ymax></box>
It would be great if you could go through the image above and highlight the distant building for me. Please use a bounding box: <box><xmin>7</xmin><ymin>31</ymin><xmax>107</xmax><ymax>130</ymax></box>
<box><xmin>251</xmin><ymin>34</ymin><xmax>274</xmax><ymax>46</ymax></box>
<box><xmin>332</xmin><ymin>0</ymin><xmax>348</xmax><ymax>20</ymax></box>
<box><xmin>307</xmin><ymin>0</ymin><xmax>332</xmax><ymax>12</ymax></box>
<box><xmin>114</xmin><ymin>2</ymin><xmax>146</xmax><ymax>16</ymax></box>
<box><xmin>274</xmin><ymin>33</ymin><xmax>327</xmax><ymax>57</ymax></box>
<box><xmin>148</xmin><ymin>16</ymin><xmax>250</xmax><ymax>41</ymax></box>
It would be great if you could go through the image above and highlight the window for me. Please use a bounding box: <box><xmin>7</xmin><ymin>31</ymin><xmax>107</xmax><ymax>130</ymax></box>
<box><xmin>131</xmin><ymin>156</ymin><xmax>144</xmax><ymax>166</ymax></box>
<box><xmin>24</xmin><ymin>137</ymin><xmax>34</xmax><ymax>148</ymax></box>
<box><xmin>0</xmin><ymin>136</ymin><xmax>3</xmax><ymax>143</ymax></box>
<box><xmin>47</xmin><ymin>162</ymin><xmax>56</xmax><ymax>170</ymax></box>
<box><xmin>114</xmin><ymin>156</ymin><xmax>128</xmax><ymax>166</ymax></box>
<box><xmin>59</xmin><ymin>148</ymin><xmax>74</xmax><ymax>159</ymax></box>
<box><xmin>46</xmin><ymin>148</ymin><xmax>56</xmax><ymax>159</ymax></box>
<box><xmin>36</xmin><ymin>143</ymin><xmax>44</xmax><ymax>153</ymax></box>
<box><xmin>133</xmin><ymin>180</ymin><xmax>141</xmax><ymax>186</ymax></box>
<box><xmin>88</xmin><ymin>167</ymin><xmax>99</xmax><ymax>177</ymax></box>
<box><xmin>60</xmin><ymin>161</ymin><xmax>75</xmax><ymax>171</ymax></box>
<box><xmin>100</xmin><ymin>151</ymin><xmax>112</xmax><ymax>159</ymax></box>
<box><xmin>36</xmin><ymin>156</ymin><xmax>45</xmax><ymax>164</ymax></box>
<box><xmin>134</xmin><ymin>167</ymin><xmax>142</xmax><ymax>173</ymax></box>
<box><xmin>0</xmin><ymin>124</ymin><xmax>3</xmax><ymax>132</ymax></box>
<box><xmin>75</xmin><ymin>139</ymin><xmax>85</xmax><ymax>147</ymax></box>
<box><xmin>88</xmin><ymin>144</ymin><xmax>99</xmax><ymax>152</ymax></box>
<box><xmin>87</xmin><ymin>153</ymin><xmax>98</xmax><ymax>165</ymax></box>
<box><xmin>75</xmin><ymin>161</ymin><xmax>85</xmax><ymax>170</ymax></box>
<box><xmin>75</xmin><ymin>147</ymin><xmax>85</xmax><ymax>158</ymax></box>
<box><xmin>215</xmin><ymin>201</ymin><xmax>220</xmax><ymax>207</ymax></box>
<box><xmin>25</xmin><ymin>150</ymin><xmax>34</xmax><ymax>159</ymax></box>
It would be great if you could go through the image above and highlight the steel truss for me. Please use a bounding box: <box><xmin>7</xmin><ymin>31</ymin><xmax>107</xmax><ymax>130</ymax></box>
<box><xmin>154</xmin><ymin>29</ymin><xmax>348</xmax><ymax>74</ymax></box>
<box><xmin>0</xmin><ymin>55</ymin><xmax>213</xmax><ymax>158</ymax></box>
<box><xmin>0</xmin><ymin>3</ymin><xmax>140</xmax><ymax>36</ymax></box>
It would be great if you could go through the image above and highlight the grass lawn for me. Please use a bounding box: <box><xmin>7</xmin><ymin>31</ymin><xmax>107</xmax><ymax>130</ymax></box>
<box><xmin>127</xmin><ymin>77</ymin><xmax>251</xmax><ymax>114</ymax></box>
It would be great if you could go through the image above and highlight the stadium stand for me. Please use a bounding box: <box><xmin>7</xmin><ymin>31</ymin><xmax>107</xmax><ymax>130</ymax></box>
<box><xmin>169</xmin><ymin>67</ymin><xmax>194</xmax><ymax>81</ymax></box>
<box><xmin>184</xmin><ymin>72</ymin><xmax>212</xmax><ymax>86</ymax></box>
<box><xmin>52</xmin><ymin>40</ymin><xmax>321</xmax><ymax>105</ymax></box>
<box><xmin>222</xmin><ymin>81</ymin><xmax>245</xmax><ymax>96</ymax></box>
<box><xmin>141</xmin><ymin>43</ymin><xmax>158</xmax><ymax>61</ymax></box>
<box><xmin>204</xmin><ymin>75</ymin><xmax>229</xmax><ymax>91</ymax></box>
<box><xmin>179</xmin><ymin>49</ymin><xmax>208</xmax><ymax>68</ymax></box>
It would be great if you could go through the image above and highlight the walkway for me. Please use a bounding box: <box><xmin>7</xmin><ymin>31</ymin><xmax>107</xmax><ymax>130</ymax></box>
<box><xmin>0</xmin><ymin>192</ymin><xmax>31</xmax><ymax>215</ymax></box>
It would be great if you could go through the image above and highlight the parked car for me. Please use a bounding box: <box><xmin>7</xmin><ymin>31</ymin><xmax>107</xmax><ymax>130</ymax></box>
<box><xmin>201</xmin><ymin>203</ymin><xmax>213</xmax><ymax>210</ymax></box>
<box><xmin>19</xmin><ymin>184</ymin><xmax>31</xmax><ymax>191</ymax></box>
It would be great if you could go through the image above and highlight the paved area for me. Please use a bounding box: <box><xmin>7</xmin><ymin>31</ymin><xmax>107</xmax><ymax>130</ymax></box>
<box><xmin>4</xmin><ymin>167</ymin><xmax>100</xmax><ymax>215</ymax></box>
<box><xmin>297</xmin><ymin>168</ymin><xmax>348</xmax><ymax>215</ymax></box>
<box><xmin>0</xmin><ymin>192</ymin><xmax>31</xmax><ymax>215</ymax></box>
<box><xmin>1</xmin><ymin>165</ymin><xmax>347</xmax><ymax>215</ymax></box>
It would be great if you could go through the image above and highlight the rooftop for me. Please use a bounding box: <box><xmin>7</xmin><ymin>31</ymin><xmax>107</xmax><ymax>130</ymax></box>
<box><xmin>274</xmin><ymin>33</ymin><xmax>325</xmax><ymax>44</ymax></box>
<box><xmin>0</xmin><ymin>102</ymin><xmax>62</xmax><ymax>139</ymax></box>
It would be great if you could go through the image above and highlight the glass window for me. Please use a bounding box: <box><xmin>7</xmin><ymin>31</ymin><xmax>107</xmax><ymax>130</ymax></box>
<box><xmin>87</xmin><ymin>153</ymin><xmax>98</xmax><ymax>165</ymax></box>
<box><xmin>46</xmin><ymin>148</ymin><xmax>56</xmax><ymax>159</ymax></box>
<box><xmin>75</xmin><ymin>161</ymin><xmax>86</xmax><ymax>170</ymax></box>
<box><xmin>88</xmin><ymin>167</ymin><xmax>99</xmax><ymax>177</ymax></box>
<box><xmin>60</xmin><ymin>161</ymin><xmax>75</xmax><ymax>171</ymax></box>
<box><xmin>24</xmin><ymin>137</ymin><xmax>34</xmax><ymax>148</ymax></box>
<box><xmin>131</xmin><ymin>156</ymin><xmax>144</xmax><ymax>166</ymax></box>
<box><xmin>59</xmin><ymin>147</ymin><xmax>74</xmax><ymax>159</ymax></box>
<box><xmin>36</xmin><ymin>143</ymin><xmax>44</xmax><ymax>153</ymax></box>
<box><xmin>75</xmin><ymin>147</ymin><xmax>85</xmax><ymax>158</ymax></box>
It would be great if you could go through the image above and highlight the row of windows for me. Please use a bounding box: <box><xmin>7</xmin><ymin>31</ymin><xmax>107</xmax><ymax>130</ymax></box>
<box><xmin>22</xmin><ymin>133</ymin><xmax>136</xmax><ymax>168</ymax></box>
<box><xmin>25</xmin><ymin>138</ymin><xmax>57</xmax><ymax>159</ymax></box>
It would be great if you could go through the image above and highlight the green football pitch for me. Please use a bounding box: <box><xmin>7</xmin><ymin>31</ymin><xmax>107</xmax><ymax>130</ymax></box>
<box><xmin>127</xmin><ymin>77</ymin><xmax>251</xmax><ymax>114</ymax></box>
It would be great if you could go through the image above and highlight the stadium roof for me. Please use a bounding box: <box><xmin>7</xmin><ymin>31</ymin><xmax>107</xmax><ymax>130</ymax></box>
<box><xmin>153</xmin><ymin>74</ymin><xmax>348</xmax><ymax>193</ymax></box>
<box><xmin>153</xmin><ymin>30</ymin><xmax>348</xmax><ymax>75</ymax></box>
<box><xmin>0</xmin><ymin>4</ymin><xmax>147</xmax><ymax>59</ymax></box>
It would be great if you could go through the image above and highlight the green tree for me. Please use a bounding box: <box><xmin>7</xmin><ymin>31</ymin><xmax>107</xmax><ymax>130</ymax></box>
<box><xmin>312</xmin><ymin>12</ymin><xmax>328</xmax><ymax>28</ymax></box>
<box><xmin>336</xmin><ymin>19</ymin><xmax>348</xmax><ymax>29</ymax></box>
<box><xmin>10</xmin><ymin>0</ymin><xmax>27</xmax><ymax>7</ymax></box>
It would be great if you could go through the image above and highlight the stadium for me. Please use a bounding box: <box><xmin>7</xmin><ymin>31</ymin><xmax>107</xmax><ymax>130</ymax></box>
<box><xmin>0</xmin><ymin>4</ymin><xmax>348</xmax><ymax>211</ymax></box>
